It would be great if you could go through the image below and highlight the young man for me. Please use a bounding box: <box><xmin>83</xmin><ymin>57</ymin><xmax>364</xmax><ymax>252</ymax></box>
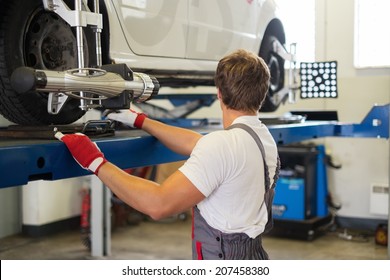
<box><xmin>55</xmin><ymin>49</ymin><xmax>280</xmax><ymax>260</ymax></box>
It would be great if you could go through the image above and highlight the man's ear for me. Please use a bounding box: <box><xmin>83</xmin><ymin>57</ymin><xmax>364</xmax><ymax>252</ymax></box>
<box><xmin>217</xmin><ymin>88</ymin><xmax>222</xmax><ymax>100</ymax></box>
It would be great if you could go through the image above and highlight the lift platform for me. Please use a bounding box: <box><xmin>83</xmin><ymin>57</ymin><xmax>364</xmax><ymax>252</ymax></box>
<box><xmin>0</xmin><ymin>101</ymin><xmax>388</xmax><ymax>257</ymax></box>
<box><xmin>0</xmin><ymin>103</ymin><xmax>388</xmax><ymax>189</ymax></box>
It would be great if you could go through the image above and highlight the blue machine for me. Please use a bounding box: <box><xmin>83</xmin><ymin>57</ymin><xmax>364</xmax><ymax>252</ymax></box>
<box><xmin>273</xmin><ymin>178</ymin><xmax>307</xmax><ymax>220</ymax></box>
<box><xmin>270</xmin><ymin>144</ymin><xmax>337</xmax><ymax>240</ymax></box>
<box><xmin>272</xmin><ymin>145</ymin><xmax>329</xmax><ymax>221</ymax></box>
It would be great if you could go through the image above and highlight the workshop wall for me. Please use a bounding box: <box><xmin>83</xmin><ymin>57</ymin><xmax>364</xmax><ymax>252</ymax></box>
<box><xmin>275</xmin><ymin>0</ymin><xmax>389</xmax><ymax>226</ymax></box>
<box><xmin>314</xmin><ymin>0</ymin><xmax>389</xmax><ymax>226</ymax></box>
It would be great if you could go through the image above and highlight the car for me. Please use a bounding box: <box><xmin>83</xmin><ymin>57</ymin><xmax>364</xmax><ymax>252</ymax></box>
<box><xmin>0</xmin><ymin>0</ymin><xmax>291</xmax><ymax>125</ymax></box>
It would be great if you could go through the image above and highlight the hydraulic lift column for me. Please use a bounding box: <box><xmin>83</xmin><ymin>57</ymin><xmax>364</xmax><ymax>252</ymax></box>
<box><xmin>90</xmin><ymin>176</ymin><xmax>111</xmax><ymax>257</ymax></box>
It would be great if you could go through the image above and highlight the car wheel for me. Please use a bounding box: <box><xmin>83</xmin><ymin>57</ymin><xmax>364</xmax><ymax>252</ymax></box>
<box><xmin>259</xmin><ymin>35</ymin><xmax>285</xmax><ymax>112</ymax></box>
<box><xmin>0</xmin><ymin>0</ymin><xmax>86</xmax><ymax>125</ymax></box>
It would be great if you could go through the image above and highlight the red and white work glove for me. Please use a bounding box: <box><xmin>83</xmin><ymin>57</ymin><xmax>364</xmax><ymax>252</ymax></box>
<box><xmin>55</xmin><ymin>131</ymin><xmax>107</xmax><ymax>175</ymax></box>
<box><xmin>105</xmin><ymin>108</ymin><xmax>147</xmax><ymax>129</ymax></box>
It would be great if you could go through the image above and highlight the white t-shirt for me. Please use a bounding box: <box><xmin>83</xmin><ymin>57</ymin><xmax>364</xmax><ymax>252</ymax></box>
<box><xmin>179</xmin><ymin>116</ymin><xmax>278</xmax><ymax>238</ymax></box>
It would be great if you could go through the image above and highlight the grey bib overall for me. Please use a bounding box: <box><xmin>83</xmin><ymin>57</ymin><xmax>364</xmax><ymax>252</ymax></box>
<box><xmin>191</xmin><ymin>123</ymin><xmax>280</xmax><ymax>260</ymax></box>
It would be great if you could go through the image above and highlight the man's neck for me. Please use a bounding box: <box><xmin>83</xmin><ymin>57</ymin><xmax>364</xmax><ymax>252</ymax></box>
<box><xmin>222</xmin><ymin>108</ymin><xmax>257</xmax><ymax>129</ymax></box>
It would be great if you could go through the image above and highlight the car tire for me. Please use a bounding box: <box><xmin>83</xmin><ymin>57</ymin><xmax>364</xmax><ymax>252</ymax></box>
<box><xmin>0</xmin><ymin>0</ymin><xmax>86</xmax><ymax>125</ymax></box>
<box><xmin>259</xmin><ymin>35</ymin><xmax>285</xmax><ymax>112</ymax></box>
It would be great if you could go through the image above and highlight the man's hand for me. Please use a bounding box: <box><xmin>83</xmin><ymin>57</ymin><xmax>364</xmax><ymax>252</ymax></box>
<box><xmin>55</xmin><ymin>131</ymin><xmax>107</xmax><ymax>175</ymax></box>
<box><xmin>105</xmin><ymin>108</ymin><xmax>147</xmax><ymax>129</ymax></box>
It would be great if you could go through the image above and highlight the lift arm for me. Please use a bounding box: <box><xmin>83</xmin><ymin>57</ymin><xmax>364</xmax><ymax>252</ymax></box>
<box><xmin>269</xmin><ymin>104</ymin><xmax>389</xmax><ymax>145</ymax></box>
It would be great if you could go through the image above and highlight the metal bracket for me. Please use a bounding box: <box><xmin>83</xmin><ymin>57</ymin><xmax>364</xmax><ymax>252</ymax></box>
<box><xmin>81</xmin><ymin>120</ymin><xmax>116</xmax><ymax>137</ymax></box>
<box><xmin>48</xmin><ymin>92</ymin><xmax>69</xmax><ymax>115</ymax></box>
<box><xmin>269</xmin><ymin>42</ymin><xmax>299</xmax><ymax>106</ymax></box>
<box><xmin>43</xmin><ymin>0</ymin><xmax>103</xmax><ymax>28</ymax></box>
<box><xmin>42</xmin><ymin>0</ymin><xmax>103</xmax><ymax>112</ymax></box>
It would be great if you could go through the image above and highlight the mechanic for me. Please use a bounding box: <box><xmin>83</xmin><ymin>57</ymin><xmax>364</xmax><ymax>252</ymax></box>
<box><xmin>55</xmin><ymin>48</ymin><xmax>280</xmax><ymax>260</ymax></box>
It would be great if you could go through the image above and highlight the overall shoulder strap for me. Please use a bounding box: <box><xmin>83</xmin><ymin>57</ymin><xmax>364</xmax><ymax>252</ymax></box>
<box><xmin>227</xmin><ymin>123</ymin><xmax>281</xmax><ymax>234</ymax></box>
<box><xmin>227</xmin><ymin>123</ymin><xmax>267</xmax><ymax>160</ymax></box>
<box><xmin>227</xmin><ymin>123</ymin><xmax>280</xmax><ymax>191</ymax></box>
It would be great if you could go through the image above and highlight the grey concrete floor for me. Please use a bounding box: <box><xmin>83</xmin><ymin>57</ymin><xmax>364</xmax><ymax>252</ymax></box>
<box><xmin>0</xmin><ymin>217</ymin><xmax>388</xmax><ymax>260</ymax></box>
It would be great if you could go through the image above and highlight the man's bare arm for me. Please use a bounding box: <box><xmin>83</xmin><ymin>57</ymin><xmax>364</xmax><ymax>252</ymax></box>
<box><xmin>142</xmin><ymin>118</ymin><xmax>203</xmax><ymax>156</ymax></box>
<box><xmin>97</xmin><ymin>162</ymin><xmax>205</xmax><ymax>220</ymax></box>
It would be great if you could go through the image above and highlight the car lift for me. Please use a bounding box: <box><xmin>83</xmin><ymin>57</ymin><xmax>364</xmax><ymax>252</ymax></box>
<box><xmin>0</xmin><ymin>99</ymin><xmax>388</xmax><ymax>257</ymax></box>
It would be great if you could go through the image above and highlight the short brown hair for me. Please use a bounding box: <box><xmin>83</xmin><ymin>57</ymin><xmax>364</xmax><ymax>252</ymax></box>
<box><xmin>214</xmin><ymin>49</ymin><xmax>270</xmax><ymax>112</ymax></box>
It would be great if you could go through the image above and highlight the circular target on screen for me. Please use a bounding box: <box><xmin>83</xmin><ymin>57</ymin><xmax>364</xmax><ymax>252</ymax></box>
<box><xmin>299</xmin><ymin>61</ymin><xmax>338</xmax><ymax>99</ymax></box>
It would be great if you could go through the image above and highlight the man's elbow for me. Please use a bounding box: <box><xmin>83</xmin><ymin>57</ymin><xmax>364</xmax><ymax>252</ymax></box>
<box><xmin>147</xmin><ymin>206</ymin><xmax>172</xmax><ymax>221</ymax></box>
<box><xmin>148</xmin><ymin>202</ymin><xmax>183</xmax><ymax>221</ymax></box>
<box><xmin>148</xmin><ymin>210</ymin><xmax>163</xmax><ymax>221</ymax></box>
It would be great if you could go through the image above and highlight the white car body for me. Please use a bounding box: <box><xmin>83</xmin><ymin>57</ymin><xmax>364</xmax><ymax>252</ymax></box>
<box><xmin>106</xmin><ymin>0</ymin><xmax>278</xmax><ymax>71</ymax></box>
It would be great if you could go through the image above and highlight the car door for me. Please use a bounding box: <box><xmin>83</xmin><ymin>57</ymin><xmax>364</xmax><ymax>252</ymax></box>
<box><xmin>112</xmin><ymin>0</ymin><xmax>188</xmax><ymax>58</ymax></box>
<box><xmin>186</xmin><ymin>0</ymin><xmax>259</xmax><ymax>60</ymax></box>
